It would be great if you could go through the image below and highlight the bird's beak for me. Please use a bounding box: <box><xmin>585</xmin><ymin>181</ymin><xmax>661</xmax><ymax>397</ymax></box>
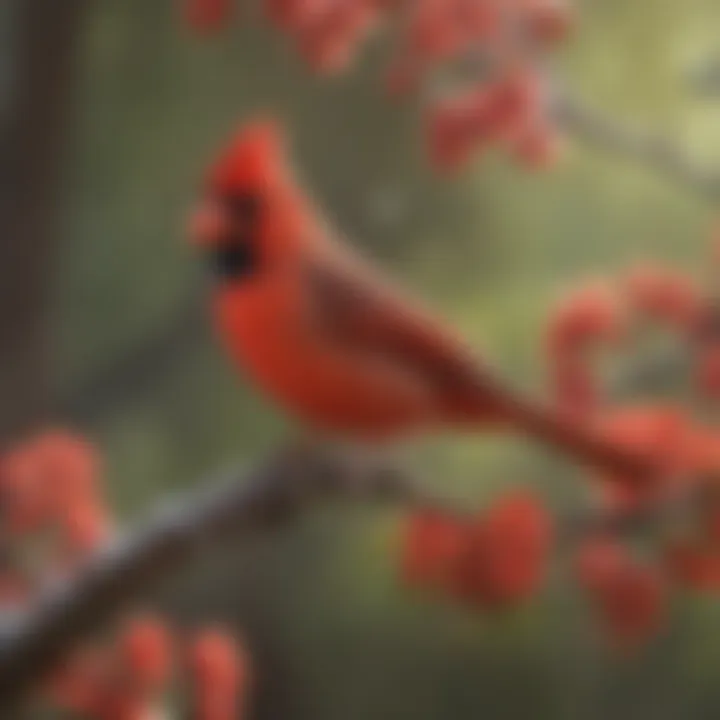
<box><xmin>188</xmin><ymin>199</ymin><xmax>230</xmax><ymax>247</ymax></box>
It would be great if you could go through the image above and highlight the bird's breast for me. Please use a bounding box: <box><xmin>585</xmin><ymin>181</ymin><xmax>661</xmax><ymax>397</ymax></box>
<box><xmin>214</xmin><ymin>277</ymin><xmax>336</xmax><ymax>416</ymax></box>
<box><xmin>212</xmin><ymin>279</ymin><xmax>434</xmax><ymax>438</ymax></box>
<box><xmin>214</xmin><ymin>280</ymin><xmax>300</xmax><ymax>375</ymax></box>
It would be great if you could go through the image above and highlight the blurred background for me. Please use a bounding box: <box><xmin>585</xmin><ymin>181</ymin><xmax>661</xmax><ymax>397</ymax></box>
<box><xmin>2</xmin><ymin>0</ymin><xmax>720</xmax><ymax>717</ymax></box>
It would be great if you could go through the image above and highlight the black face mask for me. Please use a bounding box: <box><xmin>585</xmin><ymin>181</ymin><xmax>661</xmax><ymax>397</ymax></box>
<box><xmin>209</xmin><ymin>240</ymin><xmax>258</xmax><ymax>282</ymax></box>
<box><xmin>207</xmin><ymin>193</ymin><xmax>262</xmax><ymax>283</ymax></box>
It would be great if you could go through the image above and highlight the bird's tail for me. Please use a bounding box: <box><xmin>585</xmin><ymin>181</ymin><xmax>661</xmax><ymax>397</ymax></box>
<box><xmin>475</xmin><ymin>381</ymin><xmax>657</xmax><ymax>486</ymax></box>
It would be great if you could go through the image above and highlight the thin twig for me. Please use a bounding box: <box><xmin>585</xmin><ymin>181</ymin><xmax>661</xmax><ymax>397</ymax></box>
<box><xmin>553</xmin><ymin>88</ymin><xmax>720</xmax><ymax>202</ymax></box>
<box><xmin>55</xmin><ymin>296</ymin><xmax>207</xmax><ymax>427</ymax></box>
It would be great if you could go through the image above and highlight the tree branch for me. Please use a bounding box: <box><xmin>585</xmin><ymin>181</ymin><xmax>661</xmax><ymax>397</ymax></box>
<box><xmin>0</xmin><ymin>440</ymin><xmax>706</xmax><ymax>713</ymax></box>
<box><xmin>552</xmin><ymin>88</ymin><xmax>720</xmax><ymax>202</ymax></box>
<box><xmin>55</xmin><ymin>297</ymin><xmax>207</xmax><ymax>427</ymax></box>
<box><xmin>0</xmin><ymin>449</ymin><xmax>414</xmax><ymax>714</ymax></box>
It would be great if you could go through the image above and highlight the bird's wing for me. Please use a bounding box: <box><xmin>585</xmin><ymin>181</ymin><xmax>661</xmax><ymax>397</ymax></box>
<box><xmin>305</xmin><ymin>243</ymin><xmax>503</xmax><ymax>422</ymax></box>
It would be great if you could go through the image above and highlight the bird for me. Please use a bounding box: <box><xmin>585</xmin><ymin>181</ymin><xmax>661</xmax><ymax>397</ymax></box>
<box><xmin>189</xmin><ymin>118</ymin><xmax>655</xmax><ymax>482</ymax></box>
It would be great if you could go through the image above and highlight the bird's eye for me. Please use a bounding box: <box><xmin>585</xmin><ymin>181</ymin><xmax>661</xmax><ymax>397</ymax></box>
<box><xmin>207</xmin><ymin>194</ymin><xmax>262</xmax><ymax>283</ymax></box>
<box><xmin>223</xmin><ymin>193</ymin><xmax>261</xmax><ymax>224</ymax></box>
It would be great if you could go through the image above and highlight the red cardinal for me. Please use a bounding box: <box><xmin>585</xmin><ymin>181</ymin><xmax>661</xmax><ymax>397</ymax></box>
<box><xmin>189</xmin><ymin>119</ymin><xmax>654</xmax><ymax>480</ymax></box>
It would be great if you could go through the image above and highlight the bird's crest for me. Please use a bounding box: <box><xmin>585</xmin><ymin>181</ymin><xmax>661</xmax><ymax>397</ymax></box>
<box><xmin>206</xmin><ymin>117</ymin><xmax>287</xmax><ymax>195</ymax></box>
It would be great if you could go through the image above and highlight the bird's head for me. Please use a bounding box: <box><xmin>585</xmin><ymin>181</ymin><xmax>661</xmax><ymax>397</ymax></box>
<box><xmin>189</xmin><ymin>118</ymin><xmax>295</xmax><ymax>282</ymax></box>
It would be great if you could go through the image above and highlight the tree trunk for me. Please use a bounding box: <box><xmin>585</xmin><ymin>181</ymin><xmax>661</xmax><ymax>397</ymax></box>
<box><xmin>0</xmin><ymin>0</ymin><xmax>87</xmax><ymax>444</ymax></box>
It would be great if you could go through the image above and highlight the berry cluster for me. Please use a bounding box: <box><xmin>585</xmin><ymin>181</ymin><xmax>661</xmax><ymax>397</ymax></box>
<box><xmin>547</xmin><ymin>245</ymin><xmax>718</xmax><ymax>418</ymax></box>
<box><xmin>50</xmin><ymin>619</ymin><xmax>246</xmax><ymax>720</ymax></box>
<box><xmin>402</xmin><ymin>492</ymin><xmax>553</xmax><ymax>609</ymax></box>
<box><xmin>0</xmin><ymin>431</ymin><xmax>110</xmax><ymax>575</ymax></box>
<box><xmin>181</xmin><ymin>0</ymin><xmax>574</xmax><ymax>172</ymax></box>
<box><xmin>402</xmin><ymin>229</ymin><xmax>720</xmax><ymax>653</ymax></box>
<box><xmin>0</xmin><ymin>432</ymin><xmax>248</xmax><ymax>720</ymax></box>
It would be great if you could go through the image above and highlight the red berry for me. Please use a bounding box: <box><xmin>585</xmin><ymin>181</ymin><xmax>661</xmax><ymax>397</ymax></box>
<box><xmin>523</xmin><ymin>0</ymin><xmax>574</xmax><ymax>46</ymax></box>
<box><xmin>625</xmin><ymin>264</ymin><xmax>702</xmax><ymax>332</ymax></box>
<box><xmin>550</xmin><ymin>357</ymin><xmax>599</xmax><ymax>419</ymax></box>
<box><xmin>48</xmin><ymin>648</ymin><xmax>112</xmax><ymax>717</ymax></box>
<box><xmin>384</xmin><ymin>56</ymin><xmax>421</xmax><ymax>99</ymax></box>
<box><xmin>576</xmin><ymin>540</ymin><xmax>667</xmax><ymax>652</ymax></box>
<box><xmin>119</xmin><ymin>616</ymin><xmax>172</xmax><ymax>691</ymax></box>
<box><xmin>184</xmin><ymin>0</ymin><xmax>234</xmax><ymax>34</ymax></box>
<box><xmin>547</xmin><ymin>280</ymin><xmax>624</xmax><ymax>356</ymax></box>
<box><xmin>575</xmin><ymin>538</ymin><xmax>627</xmax><ymax>592</ymax></box>
<box><xmin>546</xmin><ymin>281</ymin><xmax>624</xmax><ymax>416</ymax></box>
<box><xmin>425</xmin><ymin>87</ymin><xmax>502</xmax><ymax>172</ymax></box>
<box><xmin>664</xmin><ymin>541</ymin><xmax>720</xmax><ymax>593</ymax></box>
<box><xmin>190</xmin><ymin>630</ymin><xmax>247</xmax><ymax>720</ymax></box>
<box><xmin>62</xmin><ymin>501</ymin><xmax>111</xmax><ymax>555</ymax></box>
<box><xmin>594</xmin><ymin>405</ymin><xmax>695</xmax><ymax>510</ymax></box>
<box><xmin>408</xmin><ymin>0</ymin><xmax>465</xmax><ymax>61</ymax></box>
<box><xmin>453</xmin><ymin>492</ymin><xmax>553</xmax><ymax>609</ymax></box>
<box><xmin>512</xmin><ymin>122</ymin><xmax>562</xmax><ymax>169</ymax></box>
<box><xmin>0</xmin><ymin>445</ymin><xmax>53</xmax><ymax>534</ymax></box>
<box><xmin>695</xmin><ymin>345</ymin><xmax>720</xmax><ymax>399</ymax></box>
<box><xmin>190</xmin><ymin>629</ymin><xmax>247</xmax><ymax>694</ymax></box>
